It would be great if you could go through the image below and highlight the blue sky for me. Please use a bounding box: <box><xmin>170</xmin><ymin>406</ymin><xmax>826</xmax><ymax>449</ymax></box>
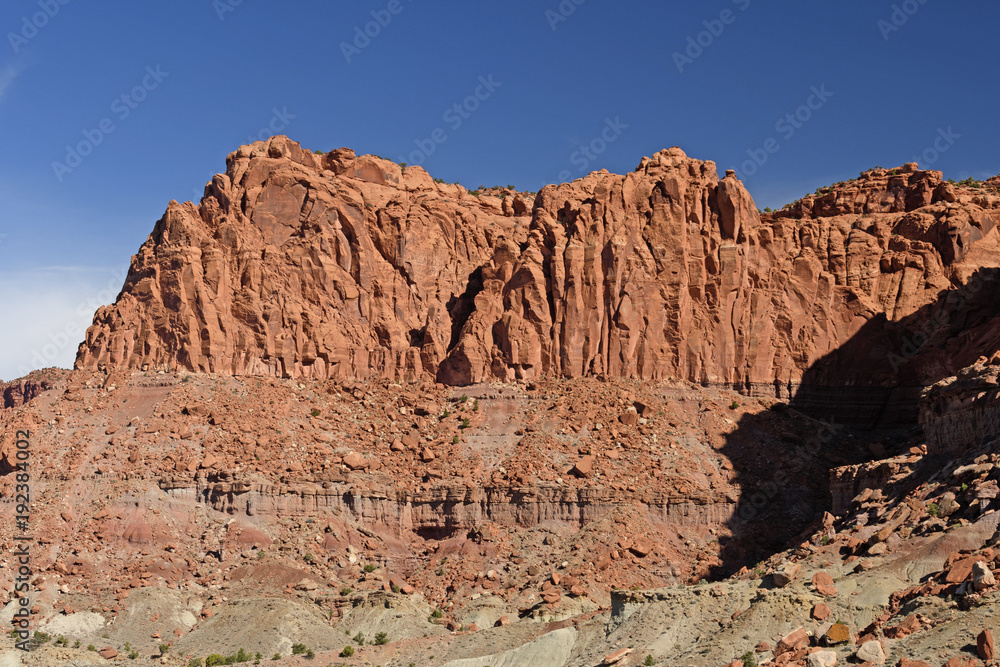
<box><xmin>1</xmin><ymin>0</ymin><xmax>998</xmax><ymax>380</ymax></box>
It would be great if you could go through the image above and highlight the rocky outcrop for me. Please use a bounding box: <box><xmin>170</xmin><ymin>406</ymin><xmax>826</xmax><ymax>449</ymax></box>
<box><xmin>776</xmin><ymin>163</ymin><xmax>1000</xmax><ymax>222</ymax></box>
<box><xmin>76</xmin><ymin>138</ymin><xmax>531</xmax><ymax>382</ymax></box>
<box><xmin>1</xmin><ymin>370</ymin><xmax>64</xmax><ymax>409</ymax></box>
<box><xmin>160</xmin><ymin>476</ymin><xmax>736</xmax><ymax>538</ymax></box>
<box><xmin>76</xmin><ymin>138</ymin><xmax>1000</xmax><ymax>425</ymax></box>
<box><xmin>921</xmin><ymin>357</ymin><xmax>1000</xmax><ymax>456</ymax></box>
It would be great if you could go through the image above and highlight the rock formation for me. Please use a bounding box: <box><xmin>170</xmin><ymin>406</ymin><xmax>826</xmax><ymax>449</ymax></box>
<box><xmin>0</xmin><ymin>369</ymin><xmax>62</xmax><ymax>409</ymax></box>
<box><xmin>921</xmin><ymin>354</ymin><xmax>1000</xmax><ymax>456</ymax></box>
<box><xmin>76</xmin><ymin>137</ymin><xmax>1000</xmax><ymax>425</ymax></box>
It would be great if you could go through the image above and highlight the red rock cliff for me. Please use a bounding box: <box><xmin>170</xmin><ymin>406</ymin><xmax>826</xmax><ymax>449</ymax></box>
<box><xmin>76</xmin><ymin>138</ymin><xmax>1000</xmax><ymax>411</ymax></box>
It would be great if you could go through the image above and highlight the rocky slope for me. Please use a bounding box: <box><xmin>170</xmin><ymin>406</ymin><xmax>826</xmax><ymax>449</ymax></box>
<box><xmin>76</xmin><ymin>138</ymin><xmax>1000</xmax><ymax>427</ymax></box>
<box><xmin>4</xmin><ymin>139</ymin><xmax>1000</xmax><ymax>666</ymax></box>
<box><xmin>2</xmin><ymin>363</ymin><xmax>1000</xmax><ymax>665</ymax></box>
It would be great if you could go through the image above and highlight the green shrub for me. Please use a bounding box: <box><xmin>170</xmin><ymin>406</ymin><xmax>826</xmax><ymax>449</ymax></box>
<box><xmin>206</xmin><ymin>656</ymin><xmax>225</xmax><ymax>667</ymax></box>
<box><xmin>188</xmin><ymin>659</ymin><xmax>203</xmax><ymax>667</ymax></box>
<box><xmin>432</xmin><ymin>608</ymin><xmax>443</xmax><ymax>618</ymax></box>
<box><xmin>391</xmin><ymin>583</ymin><xmax>401</xmax><ymax>593</ymax></box>
<box><xmin>460</xmin><ymin>418</ymin><xmax>471</xmax><ymax>429</ymax></box>
<box><xmin>928</xmin><ymin>502</ymin><xmax>939</xmax><ymax>517</ymax></box>
<box><xmin>291</xmin><ymin>643</ymin><xmax>308</xmax><ymax>655</ymax></box>
<box><xmin>458</xmin><ymin>395</ymin><xmax>468</xmax><ymax>403</ymax></box>
<box><xmin>363</xmin><ymin>563</ymin><xmax>376</xmax><ymax>573</ymax></box>
<box><xmin>159</xmin><ymin>643</ymin><xmax>169</xmax><ymax>654</ymax></box>
<box><xmin>88</xmin><ymin>645</ymin><xmax>96</xmax><ymax>652</ymax></box>
<box><xmin>353</xmin><ymin>632</ymin><xmax>365</xmax><ymax>646</ymax></box>
<box><xmin>374</xmin><ymin>631</ymin><xmax>389</xmax><ymax>645</ymax></box>
<box><xmin>340</xmin><ymin>586</ymin><xmax>354</xmax><ymax>596</ymax></box>
<box><xmin>33</xmin><ymin>631</ymin><xmax>51</xmax><ymax>643</ymax></box>
<box><xmin>310</xmin><ymin>408</ymin><xmax>320</xmax><ymax>417</ymax></box>
<box><xmin>644</xmin><ymin>656</ymin><xmax>656</xmax><ymax>666</ymax></box>
<box><xmin>272</xmin><ymin>654</ymin><xmax>281</xmax><ymax>661</ymax></box>
<box><xmin>340</xmin><ymin>646</ymin><xmax>354</xmax><ymax>657</ymax></box>
<box><xmin>729</xmin><ymin>400</ymin><xmax>740</xmax><ymax>410</ymax></box>
<box><xmin>305</xmin><ymin>649</ymin><xmax>315</xmax><ymax>659</ymax></box>
<box><xmin>73</xmin><ymin>640</ymin><xmax>81</xmax><ymax>648</ymax></box>
<box><xmin>740</xmin><ymin>651</ymin><xmax>758</xmax><ymax>667</ymax></box>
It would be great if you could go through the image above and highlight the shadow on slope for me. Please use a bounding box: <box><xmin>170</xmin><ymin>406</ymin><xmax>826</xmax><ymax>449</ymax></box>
<box><xmin>711</xmin><ymin>267</ymin><xmax>1000</xmax><ymax>578</ymax></box>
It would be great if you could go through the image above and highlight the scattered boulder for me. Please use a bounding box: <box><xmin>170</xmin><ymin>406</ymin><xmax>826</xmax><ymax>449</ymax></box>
<box><xmin>775</xmin><ymin>627</ymin><xmax>809</xmax><ymax>655</ymax></box>
<box><xmin>978</xmin><ymin>628</ymin><xmax>995</xmax><ymax>661</ymax></box>
<box><xmin>343</xmin><ymin>452</ymin><xmax>368</xmax><ymax>470</ymax></box>
<box><xmin>811</xmin><ymin>602</ymin><xmax>831</xmax><ymax>621</ymax></box>
<box><xmin>773</xmin><ymin>562</ymin><xmax>801</xmax><ymax>587</ymax></box>
<box><xmin>572</xmin><ymin>456</ymin><xmax>595</xmax><ymax>478</ymax></box>
<box><xmin>972</xmin><ymin>561</ymin><xmax>996</xmax><ymax>591</ymax></box>
<box><xmin>602</xmin><ymin>648</ymin><xmax>632</xmax><ymax>665</ymax></box>
<box><xmin>856</xmin><ymin>640</ymin><xmax>885</xmax><ymax>664</ymax></box>
<box><xmin>824</xmin><ymin>623</ymin><xmax>851</xmax><ymax>645</ymax></box>
<box><xmin>812</xmin><ymin>571</ymin><xmax>838</xmax><ymax>596</ymax></box>
<box><xmin>806</xmin><ymin>650</ymin><xmax>837</xmax><ymax>667</ymax></box>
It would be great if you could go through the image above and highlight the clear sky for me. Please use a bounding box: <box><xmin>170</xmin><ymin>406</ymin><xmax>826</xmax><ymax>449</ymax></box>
<box><xmin>1</xmin><ymin>0</ymin><xmax>998</xmax><ymax>381</ymax></box>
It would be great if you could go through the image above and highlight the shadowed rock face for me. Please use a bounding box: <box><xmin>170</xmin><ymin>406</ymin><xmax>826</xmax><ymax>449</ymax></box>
<box><xmin>75</xmin><ymin>138</ymin><xmax>1000</xmax><ymax>418</ymax></box>
<box><xmin>1</xmin><ymin>371</ymin><xmax>62</xmax><ymax>409</ymax></box>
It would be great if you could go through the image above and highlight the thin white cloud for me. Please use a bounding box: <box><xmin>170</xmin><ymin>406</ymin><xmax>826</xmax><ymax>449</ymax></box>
<box><xmin>0</xmin><ymin>62</ymin><xmax>22</xmax><ymax>102</ymax></box>
<box><xmin>0</xmin><ymin>267</ymin><xmax>128</xmax><ymax>381</ymax></box>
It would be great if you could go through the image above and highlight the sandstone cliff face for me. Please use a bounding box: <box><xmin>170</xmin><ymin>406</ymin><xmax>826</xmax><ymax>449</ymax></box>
<box><xmin>921</xmin><ymin>356</ymin><xmax>1000</xmax><ymax>456</ymax></box>
<box><xmin>78</xmin><ymin>137</ymin><xmax>531</xmax><ymax>382</ymax></box>
<box><xmin>76</xmin><ymin>138</ymin><xmax>1000</xmax><ymax>415</ymax></box>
